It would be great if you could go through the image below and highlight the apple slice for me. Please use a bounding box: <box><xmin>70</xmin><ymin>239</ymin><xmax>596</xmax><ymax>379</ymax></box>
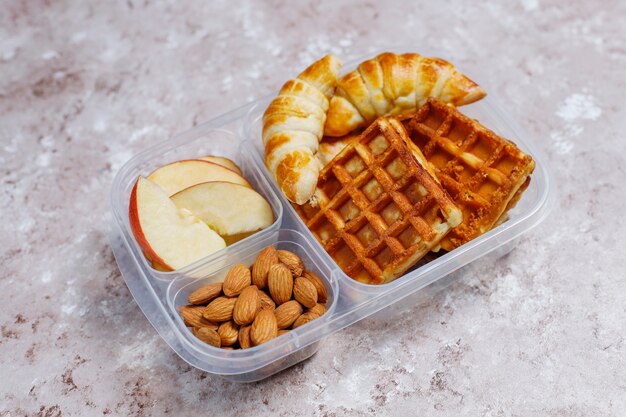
<box><xmin>171</xmin><ymin>181</ymin><xmax>274</xmax><ymax>238</ymax></box>
<box><xmin>147</xmin><ymin>159</ymin><xmax>251</xmax><ymax>196</ymax></box>
<box><xmin>222</xmin><ymin>231</ymin><xmax>257</xmax><ymax>246</ymax></box>
<box><xmin>129</xmin><ymin>176</ymin><xmax>226</xmax><ymax>271</ymax></box>
<box><xmin>197</xmin><ymin>156</ymin><xmax>242</xmax><ymax>175</ymax></box>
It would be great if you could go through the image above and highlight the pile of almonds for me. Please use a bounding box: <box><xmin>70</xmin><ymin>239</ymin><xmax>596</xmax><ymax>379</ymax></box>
<box><xmin>179</xmin><ymin>245</ymin><xmax>328</xmax><ymax>349</ymax></box>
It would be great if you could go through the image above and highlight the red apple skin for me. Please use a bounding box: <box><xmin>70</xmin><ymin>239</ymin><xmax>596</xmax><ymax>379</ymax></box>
<box><xmin>128</xmin><ymin>179</ymin><xmax>173</xmax><ymax>271</ymax></box>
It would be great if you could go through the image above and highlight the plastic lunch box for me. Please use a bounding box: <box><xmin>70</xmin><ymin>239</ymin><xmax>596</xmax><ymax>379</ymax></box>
<box><xmin>109</xmin><ymin>48</ymin><xmax>555</xmax><ymax>382</ymax></box>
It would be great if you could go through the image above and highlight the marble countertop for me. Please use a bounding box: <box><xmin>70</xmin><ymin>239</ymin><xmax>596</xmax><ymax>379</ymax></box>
<box><xmin>2</xmin><ymin>1</ymin><xmax>625</xmax><ymax>415</ymax></box>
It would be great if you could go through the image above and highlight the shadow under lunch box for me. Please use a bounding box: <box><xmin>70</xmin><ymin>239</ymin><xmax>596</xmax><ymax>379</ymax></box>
<box><xmin>109</xmin><ymin>48</ymin><xmax>555</xmax><ymax>382</ymax></box>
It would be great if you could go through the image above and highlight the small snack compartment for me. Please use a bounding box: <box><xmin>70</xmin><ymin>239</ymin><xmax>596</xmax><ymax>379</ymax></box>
<box><xmin>164</xmin><ymin>229</ymin><xmax>339</xmax><ymax>382</ymax></box>
<box><xmin>110</xmin><ymin>126</ymin><xmax>284</xmax><ymax>281</ymax></box>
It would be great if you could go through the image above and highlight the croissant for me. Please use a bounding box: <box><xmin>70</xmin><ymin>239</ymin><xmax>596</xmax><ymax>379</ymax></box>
<box><xmin>263</xmin><ymin>54</ymin><xmax>342</xmax><ymax>204</ymax></box>
<box><xmin>324</xmin><ymin>52</ymin><xmax>486</xmax><ymax>137</ymax></box>
<box><xmin>317</xmin><ymin>135</ymin><xmax>358</xmax><ymax>166</ymax></box>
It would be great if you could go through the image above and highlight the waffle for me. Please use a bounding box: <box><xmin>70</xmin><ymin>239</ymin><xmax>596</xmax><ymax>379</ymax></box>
<box><xmin>317</xmin><ymin>134</ymin><xmax>359</xmax><ymax>166</ymax></box>
<box><xmin>294</xmin><ymin>117</ymin><xmax>462</xmax><ymax>285</ymax></box>
<box><xmin>402</xmin><ymin>99</ymin><xmax>535</xmax><ymax>251</ymax></box>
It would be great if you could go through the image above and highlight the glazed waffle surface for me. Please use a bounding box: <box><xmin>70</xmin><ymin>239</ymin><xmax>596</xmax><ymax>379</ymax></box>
<box><xmin>294</xmin><ymin>117</ymin><xmax>462</xmax><ymax>285</ymax></box>
<box><xmin>402</xmin><ymin>99</ymin><xmax>535</xmax><ymax>251</ymax></box>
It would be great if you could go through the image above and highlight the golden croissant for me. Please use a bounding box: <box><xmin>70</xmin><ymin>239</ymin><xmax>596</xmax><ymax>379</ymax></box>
<box><xmin>324</xmin><ymin>52</ymin><xmax>486</xmax><ymax>137</ymax></box>
<box><xmin>317</xmin><ymin>135</ymin><xmax>358</xmax><ymax>167</ymax></box>
<box><xmin>263</xmin><ymin>55</ymin><xmax>342</xmax><ymax>204</ymax></box>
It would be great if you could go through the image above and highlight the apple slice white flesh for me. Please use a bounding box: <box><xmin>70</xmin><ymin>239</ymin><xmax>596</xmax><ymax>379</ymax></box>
<box><xmin>129</xmin><ymin>176</ymin><xmax>226</xmax><ymax>271</ymax></box>
<box><xmin>171</xmin><ymin>181</ymin><xmax>274</xmax><ymax>238</ymax></box>
<box><xmin>197</xmin><ymin>156</ymin><xmax>242</xmax><ymax>175</ymax></box>
<box><xmin>147</xmin><ymin>159</ymin><xmax>251</xmax><ymax>196</ymax></box>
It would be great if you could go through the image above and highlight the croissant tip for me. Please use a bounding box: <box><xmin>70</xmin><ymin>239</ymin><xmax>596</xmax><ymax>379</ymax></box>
<box><xmin>322</xmin><ymin>53</ymin><xmax>343</xmax><ymax>63</ymax></box>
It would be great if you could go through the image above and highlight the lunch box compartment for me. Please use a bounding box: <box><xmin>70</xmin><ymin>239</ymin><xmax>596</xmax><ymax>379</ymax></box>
<box><xmin>110</xmin><ymin>48</ymin><xmax>554</xmax><ymax>381</ymax></box>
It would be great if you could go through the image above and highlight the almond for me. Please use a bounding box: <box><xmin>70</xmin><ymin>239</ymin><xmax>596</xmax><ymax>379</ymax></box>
<box><xmin>274</xmin><ymin>300</ymin><xmax>303</xmax><ymax>329</ymax></box>
<box><xmin>293</xmin><ymin>277</ymin><xmax>318</xmax><ymax>308</ymax></box>
<box><xmin>258</xmin><ymin>289</ymin><xmax>276</xmax><ymax>310</ymax></box>
<box><xmin>308</xmin><ymin>303</ymin><xmax>327</xmax><ymax>317</ymax></box>
<box><xmin>188</xmin><ymin>282</ymin><xmax>223</xmax><ymax>305</ymax></box>
<box><xmin>217</xmin><ymin>320</ymin><xmax>239</xmax><ymax>346</ymax></box>
<box><xmin>268</xmin><ymin>263</ymin><xmax>293</xmax><ymax>305</ymax></box>
<box><xmin>221</xmin><ymin>346</ymin><xmax>235</xmax><ymax>350</ymax></box>
<box><xmin>233</xmin><ymin>285</ymin><xmax>261</xmax><ymax>325</ymax></box>
<box><xmin>250</xmin><ymin>308</ymin><xmax>278</xmax><ymax>346</ymax></box>
<box><xmin>192</xmin><ymin>327</ymin><xmax>221</xmax><ymax>347</ymax></box>
<box><xmin>302</xmin><ymin>271</ymin><xmax>328</xmax><ymax>304</ymax></box>
<box><xmin>292</xmin><ymin>311</ymin><xmax>320</xmax><ymax>329</ymax></box>
<box><xmin>238</xmin><ymin>325</ymin><xmax>252</xmax><ymax>349</ymax></box>
<box><xmin>223</xmin><ymin>264</ymin><xmax>251</xmax><ymax>297</ymax></box>
<box><xmin>277</xmin><ymin>329</ymin><xmax>290</xmax><ymax>337</ymax></box>
<box><xmin>251</xmin><ymin>246</ymin><xmax>279</xmax><ymax>289</ymax></box>
<box><xmin>203</xmin><ymin>297</ymin><xmax>237</xmax><ymax>322</ymax></box>
<box><xmin>277</xmin><ymin>250</ymin><xmax>304</xmax><ymax>277</ymax></box>
<box><xmin>180</xmin><ymin>305</ymin><xmax>218</xmax><ymax>329</ymax></box>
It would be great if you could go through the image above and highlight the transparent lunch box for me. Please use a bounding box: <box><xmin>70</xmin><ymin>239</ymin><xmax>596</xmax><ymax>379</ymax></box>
<box><xmin>109</xmin><ymin>49</ymin><xmax>555</xmax><ymax>382</ymax></box>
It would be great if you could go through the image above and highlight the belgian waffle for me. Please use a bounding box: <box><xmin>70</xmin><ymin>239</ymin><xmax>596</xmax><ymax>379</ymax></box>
<box><xmin>317</xmin><ymin>134</ymin><xmax>359</xmax><ymax>167</ymax></box>
<box><xmin>294</xmin><ymin>117</ymin><xmax>462</xmax><ymax>285</ymax></box>
<box><xmin>402</xmin><ymin>99</ymin><xmax>535</xmax><ymax>251</ymax></box>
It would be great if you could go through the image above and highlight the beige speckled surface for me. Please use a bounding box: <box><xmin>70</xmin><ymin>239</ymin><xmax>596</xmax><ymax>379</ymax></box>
<box><xmin>2</xmin><ymin>1</ymin><xmax>625</xmax><ymax>416</ymax></box>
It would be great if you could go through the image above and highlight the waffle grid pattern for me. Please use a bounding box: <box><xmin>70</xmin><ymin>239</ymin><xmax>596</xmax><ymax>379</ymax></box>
<box><xmin>295</xmin><ymin>117</ymin><xmax>460</xmax><ymax>284</ymax></box>
<box><xmin>403</xmin><ymin>99</ymin><xmax>535</xmax><ymax>250</ymax></box>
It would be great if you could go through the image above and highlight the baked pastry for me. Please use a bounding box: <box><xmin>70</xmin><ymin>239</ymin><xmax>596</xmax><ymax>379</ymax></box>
<box><xmin>491</xmin><ymin>177</ymin><xmax>531</xmax><ymax>228</ymax></box>
<box><xmin>317</xmin><ymin>134</ymin><xmax>359</xmax><ymax>166</ymax></box>
<box><xmin>294</xmin><ymin>117</ymin><xmax>462</xmax><ymax>284</ymax></box>
<box><xmin>263</xmin><ymin>55</ymin><xmax>343</xmax><ymax>204</ymax></box>
<box><xmin>402</xmin><ymin>99</ymin><xmax>535</xmax><ymax>251</ymax></box>
<box><xmin>324</xmin><ymin>52</ymin><xmax>486</xmax><ymax>137</ymax></box>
